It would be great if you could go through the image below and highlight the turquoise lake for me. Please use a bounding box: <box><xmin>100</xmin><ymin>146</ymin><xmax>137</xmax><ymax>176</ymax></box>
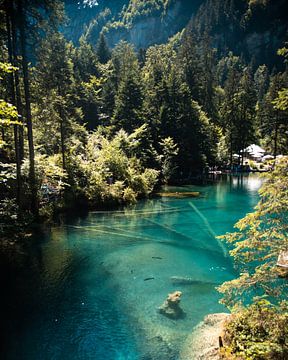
<box><xmin>0</xmin><ymin>174</ymin><xmax>262</xmax><ymax>359</ymax></box>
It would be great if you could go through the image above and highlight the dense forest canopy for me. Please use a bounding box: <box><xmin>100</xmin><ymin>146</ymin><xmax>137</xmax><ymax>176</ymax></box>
<box><xmin>0</xmin><ymin>0</ymin><xmax>287</xmax><ymax>222</ymax></box>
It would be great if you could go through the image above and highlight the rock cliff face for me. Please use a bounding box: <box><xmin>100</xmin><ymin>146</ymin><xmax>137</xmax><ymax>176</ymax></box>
<box><xmin>191</xmin><ymin>0</ymin><xmax>288</xmax><ymax>68</ymax></box>
<box><xmin>64</xmin><ymin>0</ymin><xmax>203</xmax><ymax>48</ymax></box>
<box><xmin>104</xmin><ymin>1</ymin><xmax>201</xmax><ymax>49</ymax></box>
<box><xmin>63</xmin><ymin>0</ymin><xmax>127</xmax><ymax>43</ymax></box>
<box><xmin>63</xmin><ymin>0</ymin><xmax>288</xmax><ymax>69</ymax></box>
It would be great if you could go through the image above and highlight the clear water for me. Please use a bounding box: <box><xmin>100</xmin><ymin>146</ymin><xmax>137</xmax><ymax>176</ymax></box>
<box><xmin>0</xmin><ymin>174</ymin><xmax>262</xmax><ymax>360</ymax></box>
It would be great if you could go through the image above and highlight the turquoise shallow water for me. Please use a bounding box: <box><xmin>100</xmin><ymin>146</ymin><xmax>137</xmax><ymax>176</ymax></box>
<box><xmin>0</xmin><ymin>174</ymin><xmax>262</xmax><ymax>360</ymax></box>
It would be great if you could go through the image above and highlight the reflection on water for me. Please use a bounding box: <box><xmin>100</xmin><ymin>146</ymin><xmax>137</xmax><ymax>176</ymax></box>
<box><xmin>0</xmin><ymin>175</ymin><xmax>261</xmax><ymax>360</ymax></box>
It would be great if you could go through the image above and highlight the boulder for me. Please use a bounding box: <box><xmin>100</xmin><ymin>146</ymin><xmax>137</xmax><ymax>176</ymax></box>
<box><xmin>180</xmin><ymin>313</ymin><xmax>231</xmax><ymax>360</ymax></box>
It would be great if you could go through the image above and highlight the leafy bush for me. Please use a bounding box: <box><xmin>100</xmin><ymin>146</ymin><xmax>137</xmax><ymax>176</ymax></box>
<box><xmin>22</xmin><ymin>154</ymin><xmax>68</xmax><ymax>194</ymax></box>
<box><xmin>72</xmin><ymin>127</ymin><xmax>159</xmax><ymax>206</ymax></box>
<box><xmin>223</xmin><ymin>301</ymin><xmax>288</xmax><ymax>360</ymax></box>
<box><xmin>123</xmin><ymin>187</ymin><xmax>137</xmax><ymax>204</ymax></box>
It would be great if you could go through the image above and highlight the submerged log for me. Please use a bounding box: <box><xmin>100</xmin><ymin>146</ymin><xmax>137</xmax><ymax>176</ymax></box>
<box><xmin>170</xmin><ymin>276</ymin><xmax>218</xmax><ymax>286</ymax></box>
<box><xmin>156</xmin><ymin>191</ymin><xmax>200</xmax><ymax>198</ymax></box>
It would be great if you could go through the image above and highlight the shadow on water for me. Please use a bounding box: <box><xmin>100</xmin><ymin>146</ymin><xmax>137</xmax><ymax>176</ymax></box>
<box><xmin>0</xmin><ymin>230</ymin><xmax>138</xmax><ymax>360</ymax></box>
<box><xmin>0</xmin><ymin>174</ymin><xmax>262</xmax><ymax>360</ymax></box>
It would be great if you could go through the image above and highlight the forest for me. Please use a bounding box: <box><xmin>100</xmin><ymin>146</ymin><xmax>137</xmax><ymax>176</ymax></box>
<box><xmin>0</xmin><ymin>0</ymin><xmax>287</xmax><ymax>359</ymax></box>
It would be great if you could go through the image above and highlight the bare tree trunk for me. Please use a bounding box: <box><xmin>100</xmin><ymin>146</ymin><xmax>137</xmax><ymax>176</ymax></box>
<box><xmin>229</xmin><ymin>129</ymin><xmax>233</xmax><ymax>169</ymax></box>
<box><xmin>58</xmin><ymin>86</ymin><xmax>66</xmax><ymax>170</ymax></box>
<box><xmin>18</xmin><ymin>0</ymin><xmax>38</xmax><ymax>216</ymax></box>
<box><xmin>60</xmin><ymin>116</ymin><xmax>66</xmax><ymax>170</ymax></box>
<box><xmin>11</xmin><ymin>9</ymin><xmax>25</xmax><ymax>162</ymax></box>
<box><xmin>273</xmin><ymin>113</ymin><xmax>279</xmax><ymax>159</ymax></box>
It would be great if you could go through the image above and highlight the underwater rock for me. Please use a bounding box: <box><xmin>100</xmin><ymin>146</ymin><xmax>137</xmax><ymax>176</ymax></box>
<box><xmin>158</xmin><ymin>291</ymin><xmax>185</xmax><ymax>319</ymax></box>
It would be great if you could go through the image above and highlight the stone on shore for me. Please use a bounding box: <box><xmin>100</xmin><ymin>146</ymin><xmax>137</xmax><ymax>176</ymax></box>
<box><xmin>180</xmin><ymin>313</ymin><xmax>230</xmax><ymax>360</ymax></box>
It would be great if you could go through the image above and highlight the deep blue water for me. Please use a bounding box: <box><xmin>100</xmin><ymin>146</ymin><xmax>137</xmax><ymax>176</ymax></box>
<box><xmin>0</xmin><ymin>174</ymin><xmax>262</xmax><ymax>360</ymax></box>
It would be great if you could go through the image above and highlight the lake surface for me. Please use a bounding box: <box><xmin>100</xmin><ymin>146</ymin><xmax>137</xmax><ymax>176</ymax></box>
<box><xmin>0</xmin><ymin>175</ymin><xmax>262</xmax><ymax>360</ymax></box>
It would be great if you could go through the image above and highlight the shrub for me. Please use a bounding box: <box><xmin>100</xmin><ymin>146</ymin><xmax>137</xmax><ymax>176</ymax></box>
<box><xmin>223</xmin><ymin>301</ymin><xmax>288</xmax><ymax>360</ymax></box>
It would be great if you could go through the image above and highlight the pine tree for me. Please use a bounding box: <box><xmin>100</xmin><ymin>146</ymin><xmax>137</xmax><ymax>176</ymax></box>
<box><xmin>260</xmin><ymin>72</ymin><xmax>288</xmax><ymax>157</ymax></box>
<box><xmin>35</xmin><ymin>31</ymin><xmax>76</xmax><ymax>170</ymax></box>
<box><xmin>1</xmin><ymin>0</ymin><xmax>64</xmax><ymax>215</ymax></box>
<box><xmin>233</xmin><ymin>67</ymin><xmax>257</xmax><ymax>163</ymax></box>
<box><xmin>112</xmin><ymin>42</ymin><xmax>143</xmax><ymax>132</ymax></box>
<box><xmin>220</xmin><ymin>62</ymin><xmax>242</xmax><ymax>165</ymax></box>
<box><xmin>96</xmin><ymin>32</ymin><xmax>111</xmax><ymax>64</ymax></box>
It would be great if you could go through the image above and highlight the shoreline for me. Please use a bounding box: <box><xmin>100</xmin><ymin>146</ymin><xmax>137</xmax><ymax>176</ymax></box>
<box><xmin>180</xmin><ymin>313</ymin><xmax>230</xmax><ymax>360</ymax></box>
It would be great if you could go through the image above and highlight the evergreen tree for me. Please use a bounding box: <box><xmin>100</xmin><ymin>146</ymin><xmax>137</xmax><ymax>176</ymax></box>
<box><xmin>72</xmin><ymin>36</ymin><xmax>101</xmax><ymax>128</ymax></box>
<box><xmin>35</xmin><ymin>31</ymin><xmax>79</xmax><ymax>170</ymax></box>
<box><xmin>1</xmin><ymin>0</ymin><xmax>64</xmax><ymax>215</ymax></box>
<box><xmin>218</xmin><ymin>157</ymin><xmax>288</xmax><ymax>308</ymax></box>
<box><xmin>96</xmin><ymin>32</ymin><xmax>111</xmax><ymax>64</ymax></box>
<box><xmin>233</xmin><ymin>67</ymin><xmax>257</xmax><ymax>163</ymax></box>
<box><xmin>260</xmin><ymin>72</ymin><xmax>288</xmax><ymax>157</ymax></box>
<box><xmin>178</xmin><ymin>27</ymin><xmax>203</xmax><ymax>103</ymax></box>
<box><xmin>112</xmin><ymin>42</ymin><xmax>143</xmax><ymax>132</ymax></box>
<box><xmin>220</xmin><ymin>62</ymin><xmax>242</xmax><ymax>165</ymax></box>
<box><xmin>254</xmin><ymin>64</ymin><xmax>269</xmax><ymax>104</ymax></box>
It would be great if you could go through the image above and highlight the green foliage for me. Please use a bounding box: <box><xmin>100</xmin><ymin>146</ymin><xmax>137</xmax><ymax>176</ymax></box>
<box><xmin>273</xmin><ymin>88</ymin><xmax>288</xmax><ymax>111</ymax></box>
<box><xmin>258</xmin><ymin>71</ymin><xmax>288</xmax><ymax>156</ymax></box>
<box><xmin>0</xmin><ymin>62</ymin><xmax>20</xmax><ymax>148</ymax></box>
<box><xmin>158</xmin><ymin>137</ymin><xmax>179</xmax><ymax>183</ymax></box>
<box><xmin>71</xmin><ymin>127</ymin><xmax>159</xmax><ymax>206</ymax></box>
<box><xmin>1</xmin><ymin>0</ymin><xmax>288</xmax><ymax>236</ymax></box>
<box><xmin>96</xmin><ymin>33</ymin><xmax>111</xmax><ymax>64</ymax></box>
<box><xmin>223</xmin><ymin>300</ymin><xmax>288</xmax><ymax>360</ymax></box>
<box><xmin>220</xmin><ymin>62</ymin><xmax>257</xmax><ymax>163</ymax></box>
<box><xmin>143</xmin><ymin>40</ymin><xmax>217</xmax><ymax>175</ymax></box>
<box><xmin>0</xmin><ymin>198</ymin><xmax>31</xmax><ymax>241</ymax></box>
<box><xmin>22</xmin><ymin>154</ymin><xmax>68</xmax><ymax>193</ymax></box>
<box><xmin>0</xmin><ymin>63</ymin><xmax>18</xmax><ymax>79</ymax></box>
<box><xmin>0</xmin><ymin>100</ymin><xmax>19</xmax><ymax>127</ymax></box>
<box><xmin>119</xmin><ymin>0</ymin><xmax>174</xmax><ymax>27</ymax></box>
<box><xmin>218</xmin><ymin>157</ymin><xmax>288</xmax><ymax>308</ymax></box>
<box><xmin>111</xmin><ymin>42</ymin><xmax>143</xmax><ymax>132</ymax></box>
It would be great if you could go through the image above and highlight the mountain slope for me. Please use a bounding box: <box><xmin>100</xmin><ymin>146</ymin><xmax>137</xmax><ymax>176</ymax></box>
<box><xmin>63</xmin><ymin>0</ymin><xmax>288</xmax><ymax>70</ymax></box>
<box><xmin>191</xmin><ymin>0</ymin><xmax>288</xmax><ymax>67</ymax></box>
<box><xmin>63</xmin><ymin>0</ymin><xmax>127</xmax><ymax>43</ymax></box>
<box><xmin>102</xmin><ymin>0</ymin><xmax>203</xmax><ymax>48</ymax></box>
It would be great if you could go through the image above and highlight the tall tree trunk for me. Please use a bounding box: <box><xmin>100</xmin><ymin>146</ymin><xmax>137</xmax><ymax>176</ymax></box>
<box><xmin>18</xmin><ymin>0</ymin><xmax>38</xmax><ymax>216</ymax></box>
<box><xmin>6</xmin><ymin>2</ymin><xmax>22</xmax><ymax>207</ymax></box>
<box><xmin>229</xmin><ymin>123</ymin><xmax>233</xmax><ymax>168</ymax></box>
<box><xmin>273</xmin><ymin>117</ymin><xmax>278</xmax><ymax>159</ymax></box>
<box><xmin>11</xmin><ymin>9</ymin><xmax>25</xmax><ymax>162</ymax></box>
<box><xmin>60</xmin><ymin>114</ymin><xmax>66</xmax><ymax>170</ymax></box>
<box><xmin>58</xmin><ymin>87</ymin><xmax>66</xmax><ymax>170</ymax></box>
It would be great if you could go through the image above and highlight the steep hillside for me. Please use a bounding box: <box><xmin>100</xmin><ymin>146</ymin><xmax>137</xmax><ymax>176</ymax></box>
<box><xmin>63</xmin><ymin>0</ymin><xmax>287</xmax><ymax>68</ymax></box>
<box><xmin>191</xmin><ymin>0</ymin><xmax>288</xmax><ymax>67</ymax></box>
<box><xmin>63</xmin><ymin>0</ymin><xmax>127</xmax><ymax>43</ymax></box>
<box><xmin>101</xmin><ymin>0</ymin><xmax>203</xmax><ymax>48</ymax></box>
